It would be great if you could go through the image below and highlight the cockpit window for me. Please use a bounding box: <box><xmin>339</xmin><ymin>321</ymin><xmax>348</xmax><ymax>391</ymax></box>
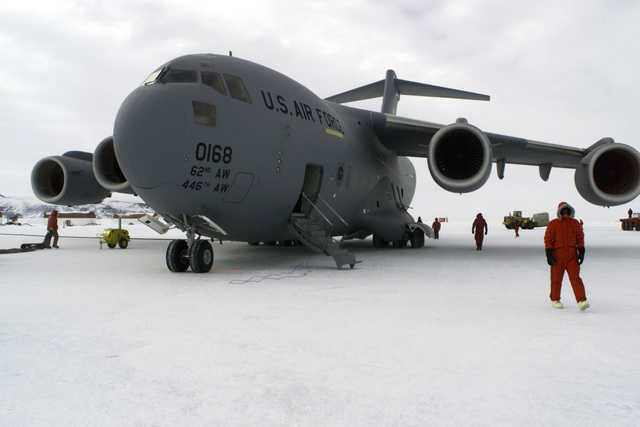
<box><xmin>224</xmin><ymin>74</ymin><xmax>252</xmax><ymax>103</ymax></box>
<box><xmin>201</xmin><ymin>72</ymin><xmax>226</xmax><ymax>95</ymax></box>
<box><xmin>141</xmin><ymin>67</ymin><xmax>163</xmax><ymax>86</ymax></box>
<box><xmin>160</xmin><ymin>69</ymin><xmax>198</xmax><ymax>84</ymax></box>
<box><xmin>192</xmin><ymin>101</ymin><xmax>216</xmax><ymax>127</ymax></box>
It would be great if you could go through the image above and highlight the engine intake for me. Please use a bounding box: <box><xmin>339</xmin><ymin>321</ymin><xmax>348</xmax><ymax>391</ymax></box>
<box><xmin>575</xmin><ymin>139</ymin><xmax>640</xmax><ymax>206</ymax></box>
<box><xmin>31</xmin><ymin>151</ymin><xmax>111</xmax><ymax>205</ymax></box>
<box><xmin>93</xmin><ymin>136</ymin><xmax>134</xmax><ymax>193</ymax></box>
<box><xmin>428</xmin><ymin>119</ymin><xmax>493</xmax><ymax>193</ymax></box>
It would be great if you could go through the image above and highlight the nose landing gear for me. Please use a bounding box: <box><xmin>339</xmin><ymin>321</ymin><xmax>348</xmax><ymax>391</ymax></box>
<box><xmin>165</xmin><ymin>215</ymin><xmax>217</xmax><ymax>273</ymax></box>
<box><xmin>165</xmin><ymin>215</ymin><xmax>215</xmax><ymax>273</ymax></box>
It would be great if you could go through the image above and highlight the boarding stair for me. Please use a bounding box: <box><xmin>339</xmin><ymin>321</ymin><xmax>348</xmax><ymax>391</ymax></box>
<box><xmin>287</xmin><ymin>195</ymin><xmax>358</xmax><ymax>269</ymax></box>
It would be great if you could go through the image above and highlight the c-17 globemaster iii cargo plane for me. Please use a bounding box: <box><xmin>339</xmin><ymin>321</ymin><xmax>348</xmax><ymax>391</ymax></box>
<box><xmin>31</xmin><ymin>53</ymin><xmax>640</xmax><ymax>272</ymax></box>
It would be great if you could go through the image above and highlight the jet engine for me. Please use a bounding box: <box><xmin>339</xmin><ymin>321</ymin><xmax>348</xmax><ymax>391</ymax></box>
<box><xmin>428</xmin><ymin>119</ymin><xmax>493</xmax><ymax>193</ymax></box>
<box><xmin>93</xmin><ymin>136</ymin><xmax>134</xmax><ymax>194</ymax></box>
<box><xmin>31</xmin><ymin>151</ymin><xmax>111</xmax><ymax>205</ymax></box>
<box><xmin>574</xmin><ymin>139</ymin><xmax>640</xmax><ymax>206</ymax></box>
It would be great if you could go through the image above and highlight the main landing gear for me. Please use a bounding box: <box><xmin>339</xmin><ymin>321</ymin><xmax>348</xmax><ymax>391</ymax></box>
<box><xmin>166</xmin><ymin>239</ymin><xmax>214</xmax><ymax>273</ymax></box>
<box><xmin>372</xmin><ymin>228</ymin><xmax>425</xmax><ymax>249</ymax></box>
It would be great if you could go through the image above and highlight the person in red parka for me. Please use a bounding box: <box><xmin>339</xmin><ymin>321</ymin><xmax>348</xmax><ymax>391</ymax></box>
<box><xmin>432</xmin><ymin>218</ymin><xmax>441</xmax><ymax>239</ymax></box>
<box><xmin>544</xmin><ymin>202</ymin><xmax>589</xmax><ymax>310</ymax></box>
<box><xmin>46</xmin><ymin>210</ymin><xmax>60</xmax><ymax>248</ymax></box>
<box><xmin>472</xmin><ymin>213</ymin><xmax>488</xmax><ymax>250</ymax></box>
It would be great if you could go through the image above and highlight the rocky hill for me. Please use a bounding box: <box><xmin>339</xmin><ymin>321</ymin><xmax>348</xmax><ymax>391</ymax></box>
<box><xmin>0</xmin><ymin>194</ymin><xmax>154</xmax><ymax>220</ymax></box>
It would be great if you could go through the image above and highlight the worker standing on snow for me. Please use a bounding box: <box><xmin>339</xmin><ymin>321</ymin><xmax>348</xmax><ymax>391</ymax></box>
<box><xmin>514</xmin><ymin>219</ymin><xmax>520</xmax><ymax>237</ymax></box>
<box><xmin>432</xmin><ymin>218</ymin><xmax>441</xmax><ymax>239</ymax></box>
<box><xmin>472</xmin><ymin>213</ymin><xmax>488</xmax><ymax>250</ymax></box>
<box><xmin>45</xmin><ymin>210</ymin><xmax>60</xmax><ymax>249</ymax></box>
<box><xmin>544</xmin><ymin>202</ymin><xmax>589</xmax><ymax>311</ymax></box>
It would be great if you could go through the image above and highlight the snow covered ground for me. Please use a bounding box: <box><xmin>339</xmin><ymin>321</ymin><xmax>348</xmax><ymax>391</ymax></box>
<box><xmin>1</xmin><ymin>219</ymin><xmax>639</xmax><ymax>426</ymax></box>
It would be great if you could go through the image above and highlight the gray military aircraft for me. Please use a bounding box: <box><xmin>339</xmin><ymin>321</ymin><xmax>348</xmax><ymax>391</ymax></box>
<box><xmin>31</xmin><ymin>53</ymin><xmax>640</xmax><ymax>272</ymax></box>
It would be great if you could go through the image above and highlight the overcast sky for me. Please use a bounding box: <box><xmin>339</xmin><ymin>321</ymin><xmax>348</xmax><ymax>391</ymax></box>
<box><xmin>1</xmin><ymin>0</ymin><xmax>639</xmax><ymax>222</ymax></box>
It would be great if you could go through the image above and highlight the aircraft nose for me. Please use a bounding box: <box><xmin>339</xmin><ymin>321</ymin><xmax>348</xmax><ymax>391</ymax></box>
<box><xmin>113</xmin><ymin>88</ymin><xmax>188</xmax><ymax>189</ymax></box>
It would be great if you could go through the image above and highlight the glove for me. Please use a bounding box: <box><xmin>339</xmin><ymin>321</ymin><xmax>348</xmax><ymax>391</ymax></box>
<box><xmin>577</xmin><ymin>247</ymin><xmax>585</xmax><ymax>265</ymax></box>
<box><xmin>545</xmin><ymin>248</ymin><xmax>555</xmax><ymax>266</ymax></box>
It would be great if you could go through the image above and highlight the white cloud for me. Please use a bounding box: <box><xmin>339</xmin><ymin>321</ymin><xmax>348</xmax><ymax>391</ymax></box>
<box><xmin>1</xmin><ymin>0</ymin><xmax>639</xmax><ymax>219</ymax></box>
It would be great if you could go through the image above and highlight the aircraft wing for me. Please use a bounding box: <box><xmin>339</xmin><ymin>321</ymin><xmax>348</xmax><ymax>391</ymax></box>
<box><xmin>372</xmin><ymin>113</ymin><xmax>585</xmax><ymax>168</ymax></box>
<box><xmin>369</xmin><ymin>112</ymin><xmax>640</xmax><ymax>206</ymax></box>
<box><xmin>326</xmin><ymin>68</ymin><xmax>640</xmax><ymax>205</ymax></box>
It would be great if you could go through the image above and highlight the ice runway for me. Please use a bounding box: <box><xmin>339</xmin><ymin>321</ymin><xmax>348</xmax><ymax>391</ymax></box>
<box><xmin>1</xmin><ymin>220</ymin><xmax>639</xmax><ymax>425</ymax></box>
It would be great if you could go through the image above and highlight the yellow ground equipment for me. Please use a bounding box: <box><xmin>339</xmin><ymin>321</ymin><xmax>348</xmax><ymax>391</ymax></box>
<box><xmin>620</xmin><ymin>213</ymin><xmax>640</xmax><ymax>231</ymax></box>
<box><xmin>503</xmin><ymin>211</ymin><xmax>549</xmax><ymax>230</ymax></box>
<box><xmin>99</xmin><ymin>228</ymin><xmax>130</xmax><ymax>249</ymax></box>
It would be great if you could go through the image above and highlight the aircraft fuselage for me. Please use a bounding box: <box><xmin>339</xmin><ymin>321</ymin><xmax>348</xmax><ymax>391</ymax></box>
<box><xmin>113</xmin><ymin>54</ymin><xmax>417</xmax><ymax>243</ymax></box>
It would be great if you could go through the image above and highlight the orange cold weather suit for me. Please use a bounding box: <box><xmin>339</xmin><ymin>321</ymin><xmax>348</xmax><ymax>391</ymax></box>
<box><xmin>472</xmin><ymin>214</ymin><xmax>487</xmax><ymax>249</ymax></box>
<box><xmin>544</xmin><ymin>216</ymin><xmax>586</xmax><ymax>302</ymax></box>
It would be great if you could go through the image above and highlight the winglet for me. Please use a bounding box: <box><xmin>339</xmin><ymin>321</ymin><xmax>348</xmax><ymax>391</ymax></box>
<box><xmin>325</xmin><ymin>70</ymin><xmax>490</xmax><ymax>115</ymax></box>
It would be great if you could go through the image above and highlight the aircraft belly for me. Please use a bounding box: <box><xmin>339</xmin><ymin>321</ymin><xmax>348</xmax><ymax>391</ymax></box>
<box><xmin>176</xmin><ymin>164</ymin><xmax>303</xmax><ymax>241</ymax></box>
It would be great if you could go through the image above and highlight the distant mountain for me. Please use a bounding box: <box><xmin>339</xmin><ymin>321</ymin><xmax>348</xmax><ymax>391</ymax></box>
<box><xmin>0</xmin><ymin>195</ymin><xmax>154</xmax><ymax>219</ymax></box>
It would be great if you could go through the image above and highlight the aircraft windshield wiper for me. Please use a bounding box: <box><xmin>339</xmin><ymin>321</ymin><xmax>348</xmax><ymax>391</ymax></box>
<box><xmin>141</xmin><ymin>66</ymin><xmax>168</xmax><ymax>86</ymax></box>
<box><xmin>155</xmin><ymin>66</ymin><xmax>170</xmax><ymax>85</ymax></box>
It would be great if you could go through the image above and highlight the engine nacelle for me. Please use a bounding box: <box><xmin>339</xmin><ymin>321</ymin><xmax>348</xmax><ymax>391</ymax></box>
<box><xmin>428</xmin><ymin>119</ymin><xmax>493</xmax><ymax>193</ymax></box>
<box><xmin>574</xmin><ymin>139</ymin><xmax>640</xmax><ymax>206</ymax></box>
<box><xmin>31</xmin><ymin>151</ymin><xmax>111</xmax><ymax>205</ymax></box>
<box><xmin>93</xmin><ymin>136</ymin><xmax>134</xmax><ymax>193</ymax></box>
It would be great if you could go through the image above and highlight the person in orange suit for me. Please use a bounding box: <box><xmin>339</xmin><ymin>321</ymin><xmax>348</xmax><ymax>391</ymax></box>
<box><xmin>544</xmin><ymin>202</ymin><xmax>589</xmax><ymax>311</ymax></box>
<box><xmin>472</xmin><ymin>213</ymin><xmax>487</xmax><ymax>250</ymax></box>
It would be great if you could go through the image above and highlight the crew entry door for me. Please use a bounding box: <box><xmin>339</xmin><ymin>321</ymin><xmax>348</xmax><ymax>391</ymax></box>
<box><xmin>294</xmin><ymin>164</ymin><xmax>323</xmax><ymax>215</ymax></box>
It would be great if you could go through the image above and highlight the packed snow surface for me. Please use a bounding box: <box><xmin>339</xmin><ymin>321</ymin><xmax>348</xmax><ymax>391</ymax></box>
<box><xmin>1</xmin><ymin>220</ymin><xmax>639</xmax><ymax>426</ymax></box>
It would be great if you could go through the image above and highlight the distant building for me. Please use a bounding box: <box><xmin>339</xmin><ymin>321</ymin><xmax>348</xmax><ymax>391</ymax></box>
<box><xmin>44</xmin><ymin>211</ymin><xmax>97</xmax><ymax>226</ymax></box>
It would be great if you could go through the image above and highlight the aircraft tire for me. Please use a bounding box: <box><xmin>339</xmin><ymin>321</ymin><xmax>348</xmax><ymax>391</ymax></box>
<box><xmin>410</xmin><ymin>229</ymin><xmax>425</xmax><ymax>248</ymax></box>
<box><xmin>166</xmin><ymin>239</ymin><xmax>190</xmax><ymax>272</ymax></box>
<box><xmin>373</xmin><ymin>235</ymin><xmax>388</xmax><ymax>248</ymax></box>
<box><xmin>189</xmin><ymin>240</ymin><xmax>214</xmax><ymax>273</ymax></box>
<box><xmin>393</xmin><ymin>240</ymin><xmax>408</xmax><ymax>248</ymax></box>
